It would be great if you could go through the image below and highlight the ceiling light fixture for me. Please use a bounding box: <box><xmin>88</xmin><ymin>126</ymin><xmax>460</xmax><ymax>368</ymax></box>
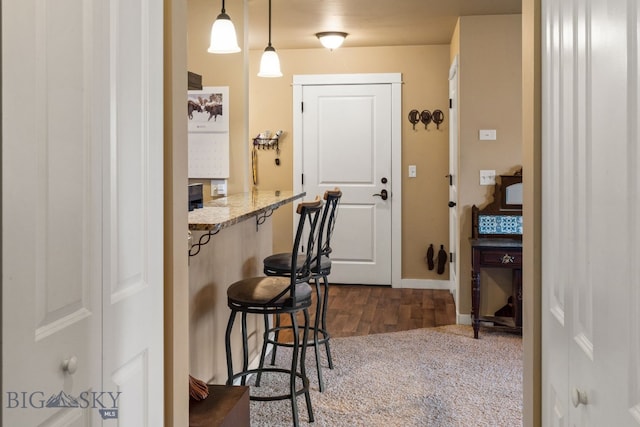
<box><xmin>316</xmin><ymin>31</ymin><xmax>348</xmax><ymax>50</ymax></box>
<box><xmin>208</xmin><ymin>0</ymin><xmax>241</xmax><ymax>54</ymax></box>
<box><xmin>258</xmin><ymin>0</ymin><xmax>283</xmax><ymax>77</ymax></box>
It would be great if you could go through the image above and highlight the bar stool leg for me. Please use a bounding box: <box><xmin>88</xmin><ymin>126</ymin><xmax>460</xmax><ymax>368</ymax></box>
<box><xmin>255</xmin><ymin>313</ymin><xmax>271</xmax><ymax>387</ymax></box>
<box><xmin>312</xmin><ymin>277</ymin><xmax>325</xmax><ymax>391</ymax></box>
<box><xmin>301</xmin><ymin>308</ymin><xmax>315</xmax><ymax>422</ymax></box>
<box><xmin>321</xmin><ymin>275</ymin><xmax>333</xmax><ymax>369</ymax></box>
<box><xmin>240</xmin><ymin>312</ymin><xmax>250</xmax><ymax>386</ymax></box>
<box><xmin>289</xmin><ymin>312</ymin><xmax>301</xmax><ymax>427</ymax></box>
<box><xmin>270</xmin><ymin>314</ymin><xmax>281</xmax><ymax>365</ymax></box>
<box><xmin>225</xmin><ymin>309</ymin><xmax>237</xmax><ymax>385</ymax></box>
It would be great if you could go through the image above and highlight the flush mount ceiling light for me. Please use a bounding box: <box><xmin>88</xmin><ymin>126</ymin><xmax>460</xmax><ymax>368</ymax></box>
<box><xmin>316</xmin><ymin>31</ymin><xmax>348</xmax><ymax>50</ymax></box>
<box><xmin>208</xmin><ymin>0</ymin><xmax>241</xmax><ymax>54</ymax></box>
<box><xmin>258</xmin><ymin>0</ymin><xmax>282</xmax><ymax>77</ymax></box>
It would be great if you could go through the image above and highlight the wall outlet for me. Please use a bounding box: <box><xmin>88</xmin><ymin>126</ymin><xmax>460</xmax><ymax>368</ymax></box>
<box><xmin>479</xmin><ymin>129</ymin><xmax>497</xmax><ymax>140</ymax></box>
<box><xmin>479</xmin><ymin>170</ymin><xmax>496</xmax><ymax>186</ymax></box>
<box><xmin>408</xmin><ymin>165</ymin><xmax>417</xmax><ymax>178</ymax></box>
<box><xmin>211</xmin><ymin>179</ymin><xmax>227</xmax><ymax>196</ymax></box>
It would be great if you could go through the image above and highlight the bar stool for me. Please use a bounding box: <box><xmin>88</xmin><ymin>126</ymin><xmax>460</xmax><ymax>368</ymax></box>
<box><xmin>224</xmin><ymin>197</ymin><xmax>323</xmax><ymax>426</ymax></box>
<box><xmin>260</xmin><ymin>189</ymin><xmax>342</xmax><ymax>392</ymax></box>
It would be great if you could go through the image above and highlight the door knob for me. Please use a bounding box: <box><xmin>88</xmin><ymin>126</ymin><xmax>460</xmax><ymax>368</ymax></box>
<box><xmin>448</xmin><ymin>201</ymin><xmax>457</xmax><ymax>207</ymax></box>
<box><xmin>62</xmin><ymin>356</ymin><xmax>78</xmax><ymax>375</ymax></box>
<box><xmin>373</xmin><ymin>189</ymin><xmax>388</xmax><ymax>200</ymax></box>
<box><xmin>571</xmin><ymin>388</ymin><xmax>588</xmax><ymax>408</ymax></box>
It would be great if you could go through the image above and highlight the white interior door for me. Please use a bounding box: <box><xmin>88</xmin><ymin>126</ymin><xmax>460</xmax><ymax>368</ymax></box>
<box><xmin>101</xmin><ymin>0</ymin><xmax>164</xmax><ymax>425</ymax></box>
<box><xmin>299</xmin><ymin>82</ymin><xmax>393</xmax><ymax>285</ymax></box>
<box><xmin>2</xmin><ymin>0</ymin><xmax>164</xmax><ymax>425</ymax></box>
<box><xmin>542</xmin><ymin>0</ymin><xmax>640</xmax><ymax>424</ymax></box>
<box><xmin>448</xmin><ymin>56</ymin><xmax>460</xmax><ymax>302</ymax></box>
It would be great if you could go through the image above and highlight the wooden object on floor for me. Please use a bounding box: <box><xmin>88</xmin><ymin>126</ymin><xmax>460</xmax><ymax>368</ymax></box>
<box><xmin>277</xmin><ymin>285</ymin><xmax>457</xmax><ymax>342</ymax></box>
<box><xmin>189</xmin><ymin>385</ymin><xmax>250</xmax><ymax>427</ymax></box>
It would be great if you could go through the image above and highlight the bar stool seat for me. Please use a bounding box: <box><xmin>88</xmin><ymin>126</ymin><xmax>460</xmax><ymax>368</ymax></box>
<box><xmin>224</xmin><ymin>198</ymin><xmax>324</xmax><ymax>427</ymax></box>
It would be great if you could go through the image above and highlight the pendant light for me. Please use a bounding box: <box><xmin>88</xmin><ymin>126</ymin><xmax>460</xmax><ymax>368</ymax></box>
<box><xmin>258</xmin><ymin>0</ymin><xmax>282</xmax><ymax>77</ymax></box>
<box><xmin>208</xmin><ymin>0</ymin><xmax>241</xmax><ymax>54</ymax></box>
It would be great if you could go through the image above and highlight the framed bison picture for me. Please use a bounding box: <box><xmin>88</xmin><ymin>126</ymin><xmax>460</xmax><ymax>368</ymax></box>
<box><xmin>187</xmin><ymin>86</ymin><xmax>229</xmax><ymax>132</ymax></box>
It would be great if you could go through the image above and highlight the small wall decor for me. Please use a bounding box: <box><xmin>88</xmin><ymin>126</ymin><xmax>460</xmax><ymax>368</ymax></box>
<box><xmin>420</xmin><ymin>110</ymin><xmax>432</xmax><ymax>129</ymax></box>
<box><xmin>187</xmin><ymin>86</ymin><xmax>230</xmax><ymax>178</ymax></box>
<box><xmin>407</xmin><ymin>108</ymin><xmax>445</xmax><ymax>131</ymax></box>
<box><xmin>408</xmin><ymin>109</ymin><xmax>420</xmax><ymax>130</ymax></box>
<box><xmin>187</xmin><ymin>86</ymin><xmax>229</xmax><ymax>132</ymax></box>
<box><xmin>432</xmin><ymin>109</ymin><xmax>445</xmax><ymax>129</ymax></box>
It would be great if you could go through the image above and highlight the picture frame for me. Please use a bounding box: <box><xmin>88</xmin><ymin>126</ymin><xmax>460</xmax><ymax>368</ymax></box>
<box><xmin>187</xmin><ymin>86</ymin><xmax>229</xmax><ymax>132</ymax></box>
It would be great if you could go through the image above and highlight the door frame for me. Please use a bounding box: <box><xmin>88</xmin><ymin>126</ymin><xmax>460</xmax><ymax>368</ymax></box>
<box><xmin>292</xmin><ymin>73</ymin><xmax>403</xmax><ymax>287</ymax></box>
<box><xmin>448</xmin><ymin>56</ymin><xmax>461</xmax><ymax>313</ymax></box>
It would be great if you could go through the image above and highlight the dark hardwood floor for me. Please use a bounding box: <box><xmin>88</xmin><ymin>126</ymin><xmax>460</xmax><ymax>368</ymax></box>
<box><xmin>278</xmin><ymin>284</ymin><xmax>457</xmax><ymax>341</ymax></box>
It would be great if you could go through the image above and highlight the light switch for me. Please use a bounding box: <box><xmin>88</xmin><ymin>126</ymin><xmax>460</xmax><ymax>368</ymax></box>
<box><xmin>479</xmin><ymin>129</ymin><xmax>497</xmax><ymax>140</ymax></box>
<box><xmin>479</xmin><ymin>170</ymin><xmax>496</xmax><ymax>186</ymax></box>
<box><xmin>408</xmin><ymin>165</ymin><xmax>417</xmax><ymax>178</ymax></box>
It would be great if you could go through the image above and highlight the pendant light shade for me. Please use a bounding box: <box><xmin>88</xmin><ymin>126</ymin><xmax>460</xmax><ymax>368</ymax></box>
<box><xmin>258</xmin><ymin>46</ymin><xmax>282</xmax><ymax>77</ymax></box>
<box><xmin>257</xmin><ymin>0</ymin><xmax>282</xmax><ymax>77</ymax></box>
<box><xmin>208</xmin><ymin>0</ymin><xmax>241</xmax><ymax>54</ymax></box>
<box><xmin>316</xmin><ymin>31</ymin><xmax>348</xmax><ymax>50</ymax></box>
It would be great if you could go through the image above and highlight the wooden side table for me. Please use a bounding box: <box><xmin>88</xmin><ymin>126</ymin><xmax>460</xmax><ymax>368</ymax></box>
<box><xmin>470</xmin><ymin>238</ymin><xmax>523</xmax><ymax>339</ymax></box>
<box><xmin>189</xmin><ymin>385</ymin><xmax>250</xmax><ymax>427</ymax></box>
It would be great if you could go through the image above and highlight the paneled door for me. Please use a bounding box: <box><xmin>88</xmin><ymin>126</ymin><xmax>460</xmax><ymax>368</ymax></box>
<box><xmin>2</xmin><ymin>0</ymin><xmax>164</xmax><ymax>425</ymax></box>
<box><xmin>542</xmin><ymin>0</ymin><xmax>640</xmax><ymax>424</ymax></box>
<box><xmin>448</xmin><ymin>57</ymin><xmax>460</xmax><ymax>301</ymax></box>
<box><xmin>294</xmin><ymin>74</ymin><xmax>402</xmax><ymax>285</ymax></box>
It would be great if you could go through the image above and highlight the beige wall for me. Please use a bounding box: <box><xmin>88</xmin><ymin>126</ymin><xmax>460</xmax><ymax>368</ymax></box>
<box><xmin>453</xmin><ymin>15</ymin><xmax>523</xmax><ymax>316</ymax></box>
<box><xmin>164</xmin><ymin>0</ymin><xmax>189</xmax><ymax>424</ymax></box>
<box><xmin>249</xmin><ymin>45</ymin><xmax>451</xmax><ymax>280</ymax></box>
<box><xmin>522</xmin><ymin>0</ymin><xmax>542</xmax><ymax>425</ymax></box>
<box><xmin>187</xmin><ymin>0</ymin><xmax>248</xmax><ymax>196</ymax></box>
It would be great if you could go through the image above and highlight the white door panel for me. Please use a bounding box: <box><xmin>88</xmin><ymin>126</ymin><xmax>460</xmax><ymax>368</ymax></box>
<box><xmin>301</xmin><ymin>83</ymin><xmax>392</xmax><ymax>284</ymax></box>
<box><xmin>3</xmin><ymin>0</ymin><xmax>101</xmax><ymax>424</ymax></box>
<box><xmin>102</xmin><ymin>0</ymin><xmax>164</xmax><ymax>424</ymax></box>
<box><xmin>2</xmin><ymin>0</ymin><xmax>163</xmax><ymax>424</ymax></box>
<box><xmin>542</xmin><ymin>0</ymin><xmax>639</xmax><ymax>424</ymax></box>
<box><xmin>448</xmin><ymin>56</ymin><xmax>459</xmax><ymax>303</ymax></box>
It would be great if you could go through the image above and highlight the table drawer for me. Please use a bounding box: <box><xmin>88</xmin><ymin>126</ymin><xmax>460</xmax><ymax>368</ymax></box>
<box><xmin>477</xmin><ymin>249</ymin><xmax>522</xmax><ymax>267</ymax></box>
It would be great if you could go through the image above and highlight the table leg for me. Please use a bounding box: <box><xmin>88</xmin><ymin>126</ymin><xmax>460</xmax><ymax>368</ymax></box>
<box><xmin>471</xmin><ymin>269</ymin><xmax>481</xmax><ymax>339</ymax></box>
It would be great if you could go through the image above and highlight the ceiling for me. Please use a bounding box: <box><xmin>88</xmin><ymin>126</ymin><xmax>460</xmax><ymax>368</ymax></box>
<box><xmin>247</xmin><ymin>0</ymin><xmax>522</xmax><ymax>50</ymax></box>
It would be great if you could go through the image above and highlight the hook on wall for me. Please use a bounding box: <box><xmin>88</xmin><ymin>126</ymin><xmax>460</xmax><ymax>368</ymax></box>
<box><xmin>420</xmin><ymin>110</ymin><xmax>432</xmax><ymax>129</ymax></box>
<box><xmin>408</xmin><ymin>109</ymin><xmax>420</xmax><ymax>130</ymax></box>
<box><xmin>432</xmin><ymin>109</ymin><xmax>445</xmax><ymax>129</ymax></box>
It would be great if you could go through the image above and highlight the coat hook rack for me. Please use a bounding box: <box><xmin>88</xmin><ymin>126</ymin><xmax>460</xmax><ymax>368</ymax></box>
<box><xmin>252</xmin><ymin>129</ymin><xmax>284</xmax><ymax>150</ymax></box>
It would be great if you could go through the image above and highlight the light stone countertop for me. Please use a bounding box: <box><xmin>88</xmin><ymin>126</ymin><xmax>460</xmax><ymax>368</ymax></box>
<box><xmin>188</xmin><ymin>190</ymin><xmax>305</xmax><ymax>231</ymax></box>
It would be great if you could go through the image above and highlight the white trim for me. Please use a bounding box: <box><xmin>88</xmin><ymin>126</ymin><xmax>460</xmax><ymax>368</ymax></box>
<box><xmin>400</xmin><ymin>278</ymin><xmax>452</xmax><ymax>290</ymax></box>
<box><xmin>292</xmin><ymin>73</ymin><xmax>403</xmax><ymax>287</ymax></box>
<box><xmin>457</xmin><ymin>313</ymin><xmax>472</xmax><ymax>326</ymax></box>
<box><xmin>293</xmin><ymin>73</ymin><xmax>402</xmax><ymax>86</ymax></box>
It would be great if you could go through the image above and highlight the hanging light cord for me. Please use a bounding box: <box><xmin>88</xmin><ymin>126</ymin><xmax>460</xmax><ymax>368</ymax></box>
<box><xmin>221</xmin><ymin>0</ymin><xmax>226</xmax><ymax>14</ymax></box>
<box><xmin>267</xmin><ymin>0</ymin><xmax>273</xmax><ymax>47</ymax></box>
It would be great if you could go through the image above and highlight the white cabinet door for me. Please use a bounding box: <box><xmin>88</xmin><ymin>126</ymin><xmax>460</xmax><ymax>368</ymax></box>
<box><xmin>542</xmin><ymin>0</ymin><xmax>640</xmax><ymax>424</ymax></box>
<box><xmin>2</xmin><ymin>0</ymin><xmax>164</xmax><ymax>425</ymax></box>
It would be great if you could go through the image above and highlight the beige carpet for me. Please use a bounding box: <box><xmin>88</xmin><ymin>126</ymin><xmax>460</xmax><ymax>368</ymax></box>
<box><xmin>249</xmin><ymin>325</ymin><xmax>522</xmax><ymax>426</ymax></box>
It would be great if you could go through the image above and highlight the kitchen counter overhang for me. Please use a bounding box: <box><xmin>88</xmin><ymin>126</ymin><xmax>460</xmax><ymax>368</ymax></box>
<box><xmin>188</xmin><ymin>190</ymin><xmax>305</xmax><ymax>256</ymax></box>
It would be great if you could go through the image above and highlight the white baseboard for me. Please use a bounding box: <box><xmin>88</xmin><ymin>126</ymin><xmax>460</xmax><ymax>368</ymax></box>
<box><xmin>399</xmin><ymin>278</ymin><xmax>453</xmax><ymax>292</ymax></box>
<box><xmin>457</xmin><ymin>313</ymin><xmax>472</xmax><ymax>325</ymax></box>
